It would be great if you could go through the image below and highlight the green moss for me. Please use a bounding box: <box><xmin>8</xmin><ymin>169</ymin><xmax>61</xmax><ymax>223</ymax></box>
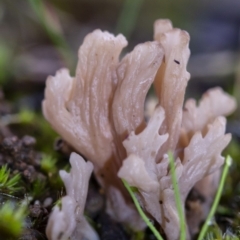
<box><xmin>40</xmin><ymin>155</ymin><xmax>57</xmax><ymax>174</ymax></box>
<box><xmin>12</xmin><ymin>109</ymin><xmax>58</xmax><ymax>153</ymax></box>
<box><xmin>0</xmin><ymin>165</ymin><xmax>22</xmax><ymax>194</ymax></box>
<box><xmin>30</xmin><ymin>179</ymin><xmax>46</xmax><ymax>199</ymax></box>
<box><xmin>18</xmin><ymin>109</ymin><xmax>35</xmax><ymax>124</ymax></box>
<box><xmin>0</xmin><ymin>202</ymin><xmax>27</xmax><ymax>239</ymax></box>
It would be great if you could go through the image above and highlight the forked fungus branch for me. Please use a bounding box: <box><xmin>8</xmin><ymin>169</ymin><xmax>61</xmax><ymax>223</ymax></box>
<box><xmin>43</xmin><ymin>19</ymin><xmax>237</xmax><ymax>240</ymax></box>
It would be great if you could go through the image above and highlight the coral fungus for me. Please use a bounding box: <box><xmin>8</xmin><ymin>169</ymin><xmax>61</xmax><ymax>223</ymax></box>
<box><xmin>43</xmin><ymin>19</ymin><xmax>236</xmax><ymax>239</ymax></box>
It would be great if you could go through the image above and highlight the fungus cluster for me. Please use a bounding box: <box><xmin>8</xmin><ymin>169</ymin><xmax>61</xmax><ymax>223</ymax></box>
<box><xmin>43</xmin><ymin>19</ymin><xmax>236</xmax><ymax>240</ymax></box>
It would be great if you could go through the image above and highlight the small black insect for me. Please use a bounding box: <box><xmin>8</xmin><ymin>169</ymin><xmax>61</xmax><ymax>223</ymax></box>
<box><xmin>174</xmin><ymin>59</ymin><xmax>180</xmax><ymax>64</ymax></box>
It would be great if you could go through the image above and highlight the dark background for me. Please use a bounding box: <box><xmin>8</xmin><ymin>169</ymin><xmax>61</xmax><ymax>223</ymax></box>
<box><xmin>1</xmin><ymin>0</ymin><xmax>240</xmax><ymax>125</ymax></box>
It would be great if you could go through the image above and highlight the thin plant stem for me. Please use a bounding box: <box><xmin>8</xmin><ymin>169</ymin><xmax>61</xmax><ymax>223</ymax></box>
<box><xmin>197</xmin><ymin>155</ymin><xmax>232</xmax><ymax>240</ymax></box>
<box><xmin>28</xmin><ymin>0</ymin><xmax>75</xmax><ymax>71</ymax></box>
<box><xmin>115</xmin><ymin>0</ymin><xmax>144</xmax><ymax>39</ymax></box>
<box><xmin>168</xmin><ymin>151</ymin><xmax>186</xmax><ymax>240</ymax></box>
<box><xmin>122</xmin><ymin>179</ymin><xmax>164</xmax><ymax>240</ymax></box>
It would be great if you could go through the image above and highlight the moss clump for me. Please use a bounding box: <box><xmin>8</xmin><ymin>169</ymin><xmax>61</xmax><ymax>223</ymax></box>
<box><xmin>0</xmin><ymin>201</ymin><xmax>27</xmax><ymax>239</ymax></box>
<box><xmin>0</xmin><ymin>165</ymin><xmax>22</xmax><ymax>194</ymax></box>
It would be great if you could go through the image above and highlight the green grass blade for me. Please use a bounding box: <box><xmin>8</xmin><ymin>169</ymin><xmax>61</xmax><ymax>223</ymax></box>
<box><xmin>168</xmin><ymin>152</ymin><xmax>186</xmax><ymax>240</ymax></box>
<box><xmin>28</xmin><ymin>0</ymin><xmax>75</xmax><ymax>71</ymax></box>
<box><xmin>6</xmin><ymin>174</ymin><xmax>22</xmax><ymax>194</ymax></box>
<box><xmin>0</xmin><ymin>165</ymin><xmax>8</xmax><ymax>185</ymax></box>
<box><xmin>0</xmin><ymin>165</ymin><xmax>22</xmax><ymax>194</ymax></box>
<box><xmin>198</xmin><ymin>155</ymin><xmax>232</xmax><ymax>240</ymax></box>
<box><xmin>122</xmin><ymin>179</ymin><xmax>164</xmax><ymax>240</ymax></box>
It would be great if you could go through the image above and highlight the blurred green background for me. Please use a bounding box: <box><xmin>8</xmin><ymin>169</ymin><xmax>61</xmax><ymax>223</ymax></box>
<box><xmin>1</xmin><ymin>0</ymin><xmax>240</xmax><ymax>138</ymax></box>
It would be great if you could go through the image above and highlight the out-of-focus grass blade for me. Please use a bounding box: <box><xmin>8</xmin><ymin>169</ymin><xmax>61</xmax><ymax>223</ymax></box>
<box><xmin>28</xmin><ymin>0</ymin><xmax>75</xmax><ymax>71</ymax></box>
<box><xmin>0</xmin><ymin>41</ymin><xmax>13</xmax><ymax>85</ymax></box>
<box><xmin>115</xmin><ymin>0</ymin><xmax>144</xmax><ymax>39</ymax></box>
